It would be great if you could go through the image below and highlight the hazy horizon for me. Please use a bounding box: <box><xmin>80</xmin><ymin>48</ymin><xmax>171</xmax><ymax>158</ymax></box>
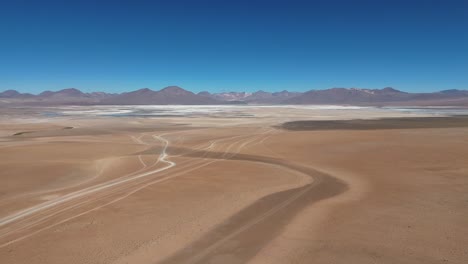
<box><xmin>2</xmin><ymin>85</ymin><xmax>468</xmax><ymax>96</ymax></box>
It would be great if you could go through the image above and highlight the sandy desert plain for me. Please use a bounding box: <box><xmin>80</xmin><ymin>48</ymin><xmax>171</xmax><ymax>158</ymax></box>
<box><xmin>0</xmin><ymin>105</ymin><xmax>467</xmax><ymax>264</ymax></box>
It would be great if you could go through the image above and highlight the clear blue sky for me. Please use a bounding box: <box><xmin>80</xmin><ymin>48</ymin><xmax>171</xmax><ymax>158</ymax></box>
<box><xmin>1</xmin><ymin>0</ymin><xmax>467</xmax><ymax>94</ymax></box>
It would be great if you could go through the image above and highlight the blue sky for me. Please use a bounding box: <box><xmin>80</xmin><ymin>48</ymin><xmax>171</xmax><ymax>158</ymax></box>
<box><xmin>1</xmin><ymin>0</ymin><xmax>467</xmax><ymax>94</ymax></box>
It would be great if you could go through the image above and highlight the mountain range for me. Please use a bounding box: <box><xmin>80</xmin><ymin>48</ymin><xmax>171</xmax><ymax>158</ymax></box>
<box><xmin>1</xmin><ymin>86</ymin><xmax>468</xmax><ymax>106</ymax></box>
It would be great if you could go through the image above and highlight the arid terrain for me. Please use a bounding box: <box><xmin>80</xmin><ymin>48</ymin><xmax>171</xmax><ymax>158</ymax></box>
<box><xmin>0</xmin><ymin>106</ymin><xmax>467</xmax><ymax>264</ymax></box>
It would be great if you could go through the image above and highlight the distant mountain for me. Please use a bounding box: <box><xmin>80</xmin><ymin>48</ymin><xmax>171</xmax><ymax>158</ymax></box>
<box><xmin>36</xmin><ymin>88</ymin><xmax>114</xmax><ymax>104</ymax></box>
<box><xmin>198</xmin><ymin>90</ymin><xmax>301</xmax><ymax>104</ymax></box>
<box><xmin>439</xmin><ymin>89</ymin><xmax>468</xmax><ymax>95</ymax></box>
<box><xmin>198</xmin><ymin>91</ymin><xmax>252</xmax><ymax>102</ymax></box>
<box><xmin>282</xmin><ymin>87</ymin><xmax>468</xmax><ymax>105</ymax></box>
<box><xmin>283</xmin><ymin>87</ymin><xmax>411</xmax><ymax>104</ymax></box>
<box><xmin>0</xmin><ymin>90</ymin><xmax>35</xmax><ymax>99</ymax></box>
<box><xmin>89</xmin><ymin>92</ymin><xmax>116</xmax><ymax>99</ymax></box>
<box><xmin>1</xmin><ymin>86</ymin><xmax>468</xmax><ymax>106</ymax></box>
<box><xmin>0</xmin><ymin>88</ymin><xmax>114</xmax><ymax>105</ymax></box>
<box><xmin>37</xmin><ymin>88</ymin><xmax>92</xmax><ymax>103</ymax></box>
<box><xmin>101</xmin><ymin>86</ymin><xmax>220</xmax><ymax>105</ymax></box>
<box><xmin>244</xmin><ymin>90</ymin><xmax>301</xmax><ymax>104</ymax></box>
<box><xmin>38</xmin><ymin>88</ymin><xmax>86</xmax><ymax>98</ymax></box>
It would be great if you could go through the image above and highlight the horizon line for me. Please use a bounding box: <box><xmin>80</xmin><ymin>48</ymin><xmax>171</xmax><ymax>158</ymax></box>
<box><xmin>2</xmin><ymin>86</ymin><xmax>467</xmax><ymax>95</ymax></box>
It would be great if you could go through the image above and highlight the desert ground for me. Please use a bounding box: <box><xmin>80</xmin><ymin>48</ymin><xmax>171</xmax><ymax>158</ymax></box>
<box><xmin>0</xmin><ymin>105</ymin><xmax>467</xmax><ymax>264</ymax></box>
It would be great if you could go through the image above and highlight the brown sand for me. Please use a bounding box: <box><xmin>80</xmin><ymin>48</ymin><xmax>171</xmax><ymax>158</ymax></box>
<box><xmin>0</xmin><ymin>109</ymin><xmax>467</xmax><ymax>264</ymax></box>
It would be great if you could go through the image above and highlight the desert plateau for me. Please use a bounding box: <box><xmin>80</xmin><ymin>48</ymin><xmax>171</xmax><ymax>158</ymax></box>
<box><xmin>0</xmin><ymin>105</ymin><xmax>467</xmax><ymax>264</ymax></box>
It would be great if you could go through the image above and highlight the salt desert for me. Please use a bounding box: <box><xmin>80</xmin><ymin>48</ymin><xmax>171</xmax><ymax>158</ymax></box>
<box><xmin>1</xmin><ymin>105</ymin><xmax>467</xmax><ymax>264</ymax></box>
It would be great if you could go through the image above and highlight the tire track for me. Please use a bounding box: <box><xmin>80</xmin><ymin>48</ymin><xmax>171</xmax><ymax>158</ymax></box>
<box><xmin>0</xmin><ymin>128</ymin><xmax>270</xmax><ymax>247</ymax></box>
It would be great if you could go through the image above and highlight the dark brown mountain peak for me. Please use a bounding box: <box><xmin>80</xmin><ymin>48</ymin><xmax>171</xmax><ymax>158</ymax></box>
<box><xmin>38</xmin><ymin>88</ymin><xmax>85</xmax><ymax>97</ymax></box>
<box><xmin>438</xmin><ymin>89</ymin><xmax>468</xmax><ymax>95</ymax></box>
<box><xmin>0</xmin><ymin>90</ymin><xmax>21</xmax><ymax>97</ymax></box>
<box><xmin>273</xmin><ymin>90</ymin><xmax>289</xmax><ymax>95</ymax></box>
<box><xmin>133</xmin><ymin>88</ymin><xmax>154</xmax><ymax>93</ymax></box>
<box><xmin>381</xmin><ymin>87</ymin><xmax>403</xmax><ymax>93</ymax></box>
<box><xmin>39</xmin><ymin>90</ymin><xmax>54</xmax><ymax>97</ymax></box>
<box><xmin>58</xmin><ymin>88</ymin><xmax>84</xmax><ymax>96</ymax></box>
<box><xmin>272</xmin><ymin>90</ymin><xmax>300</xmax><ymax>97</ymax></box>
<box><xmin>159</xmin><ymin>86</ymin><xmax>193</xmax><ymax>95</ymax></box>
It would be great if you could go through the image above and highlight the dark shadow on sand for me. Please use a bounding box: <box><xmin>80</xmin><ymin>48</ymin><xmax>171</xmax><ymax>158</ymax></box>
<box><xmin>280</xmin><ymin>115</ymin><xmax>468</xmax><ymax>131</ymax></box>
<box><xmin>152</xmin><ymin>146</ymin><xmax>347</xmax><ymax>264</ymax></box>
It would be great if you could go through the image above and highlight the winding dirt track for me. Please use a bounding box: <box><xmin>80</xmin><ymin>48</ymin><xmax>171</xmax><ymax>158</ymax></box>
<box><xmin>0</xmin><ymin>130</ymin><xmax>254</xmax><ymax>243</ymax></box>
<box><xmin>0</xmin><ymin>124</ymin><xmax>347</xmax><ymax>263</ymax></box>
